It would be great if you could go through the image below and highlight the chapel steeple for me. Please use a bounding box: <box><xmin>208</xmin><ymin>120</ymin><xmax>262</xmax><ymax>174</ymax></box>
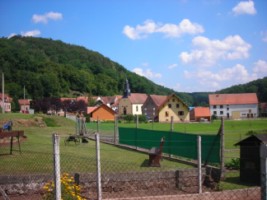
<box><xmin>123</xmin><ymin>78</ymin><xmax>131</xmax><ymax>98</ymax></box>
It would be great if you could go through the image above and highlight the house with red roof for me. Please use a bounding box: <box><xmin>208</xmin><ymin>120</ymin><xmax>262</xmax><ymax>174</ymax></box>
<box><xmin>0</xmin><ymin>93</ymin><xmax>12</xmax><ymax>112</ymax></box>
<box><xmin>158</xmin><ymin>93</ymin><xmax>190</xmax><ymax>122</ymax></box>
<box><xmin>18</xmin><ymin>99</ymin><xmax>31</xmax><ymax>113</ymax></box>
<box><xmin>87</xmin><ymin>104</ymin><xmax>116</xmax><ymax>121</ymax></box>
<box><xmin>142</xmin><ymin>95</ymin><xmax>168</xmax><ymax>121</ymax></box>
<box><xmin>93</xmin><ymin>95</ymin><xmax>122</xmax><ymax>113</ymax></box>
<box><xmin>190</xmin><ymin>107</ymin><xmax>211</xmax><ymax>122</ymax></box>
<box><xmin>118</xmin><ymin>93</ymin><xmax>148</xmax><ymax>116</ymax></box>
<box><xmin>209</xmin><ymin>93</ymin><xmax>258</xmax><ymax>119</ymax></box>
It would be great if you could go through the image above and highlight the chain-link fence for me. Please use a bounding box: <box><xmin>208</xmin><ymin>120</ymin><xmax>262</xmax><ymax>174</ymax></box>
<box><xmin>0</xmin><ymin>118</ymin><xmax>264</xmax><ymax>200</ymax></box>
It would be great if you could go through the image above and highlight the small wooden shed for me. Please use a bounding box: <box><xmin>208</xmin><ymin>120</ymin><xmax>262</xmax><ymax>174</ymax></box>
<box><xmin>235</xmin><ymin>134</ymin><xmax>267</xmax><ymax>185</ymax></box>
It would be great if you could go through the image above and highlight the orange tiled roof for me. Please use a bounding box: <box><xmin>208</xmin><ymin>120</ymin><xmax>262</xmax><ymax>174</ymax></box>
<box><xmin>128</xmin><ymin>93</ymin><xmax>148</xmax><ymax>104</ymax></box>
<box><xmin>150</xmin><ymin>95</ymin><xmax>168</xmax><ymax>107</ymax></box>
<box><xmin>193</xmin><ymin>107</ymin><xmax>210</xmax><ymax>117</ymax></box>
<box><xmin>18</xmin><ymin>99</ymin><xmax>31</xmax><ymax>105</ymax></box>
<box><xmin>87</xmin><ymin>106</ymin><xmax>98</xmax><ymax>114</ymax></box>
<box><xmin>209</xmin><ymin>93</ymin><xmax>258</xmax><ymax>105</ymax></box>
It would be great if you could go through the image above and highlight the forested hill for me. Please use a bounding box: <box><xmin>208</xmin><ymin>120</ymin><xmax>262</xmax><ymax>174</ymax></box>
<box><xmin>0</xmin><ymin>36</ymin><xmax>266</xmax><ymax>107</ymax></box>
<box><xmin>0</xmin><ymin>36</ymin><xmax>176</xmax><ymax>98</ymax></box>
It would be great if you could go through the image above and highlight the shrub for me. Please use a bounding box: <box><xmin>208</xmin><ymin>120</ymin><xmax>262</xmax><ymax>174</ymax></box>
<box><xmin>124</xmin><ymin>114</ymin><xmax>134</xmax><ymax>123</ymax></box>
<box><xmin>42</xmin><ymin>173</ymin><xmax>85</xmax><ymax>200</ymax></box>
<box><xmin>225</xmin><ymin>158</ymin><xmax>240</xmax><ymax>170</ymax></box>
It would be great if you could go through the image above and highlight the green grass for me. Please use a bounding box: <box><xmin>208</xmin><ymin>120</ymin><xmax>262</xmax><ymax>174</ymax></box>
<box><xmin>0</xmin><ymin>113</ymin><xmax>192</xmax><ymax>176</ymax></box>
<box><xmin>1</xmin><ymin>114</ymin><xmax>266</xmax><ymax>191</ymax></box>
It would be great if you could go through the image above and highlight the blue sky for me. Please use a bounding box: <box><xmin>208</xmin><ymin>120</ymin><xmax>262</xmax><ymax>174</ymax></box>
<box><xmin>0</xmin><ymin>0</ymin><xmax>267</xmax><ymax>92</ymax></box>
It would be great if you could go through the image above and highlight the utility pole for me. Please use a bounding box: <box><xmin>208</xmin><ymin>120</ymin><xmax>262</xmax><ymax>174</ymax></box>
<box><xmin>1</xmin><ymin>72</ymin><xmax>4</xmax><ymax>114</ymax></box>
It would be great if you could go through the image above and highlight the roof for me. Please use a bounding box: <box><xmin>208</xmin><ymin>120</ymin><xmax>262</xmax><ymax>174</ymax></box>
<box><xmin>18</xmin><ymin>99</ymin><xmax>31</xmax><ymax>105</ymax></box>
<box><xmin>209</xmin><ymin>93</ymin><xmax>258</xmax><ymax>105</ymax></box>
<box><xmin>0</xmin><ymin>93</ymin><xmax>12</xmax><ymax>102</ymax></box>
<box><xmin>149</xmin><ymin>95</ymin><xmax>168</xmax><ymax>107</ymax></box>
<box><xmin>127</xmin><ymin>93</ymin><xmax>148</xmax><ymax>104</ymax></box>
<box><xmin>158</xmin><ymin>93</ymin><xmax>189</xmax><ymax>111</ymax></box>
<box><xmin>87</xmin><ymin>106</ymin><xmax>98</xmax><ymax>114</ymax></box>
<box><xmin>87</xmin><ymin>104</ymin><xmax>116</xmax><ymax>114</ymax></box>
<box><xmin>193</xmin><ymin>107</ymin><xmax>210</xmax><ymax>117</ymax></box>
<box><xmin>235</xmin><ymin>134</ymin><xmax>267</xmax><ymax>146</ymax></box>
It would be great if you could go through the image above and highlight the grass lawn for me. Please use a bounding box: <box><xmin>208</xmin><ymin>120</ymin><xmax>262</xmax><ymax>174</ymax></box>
<box><xmin>0</xmin><ymin>113</ymin><xmax>192</xmax><ymax>176</ymax></box>
<box><xmin>1</xmin><ymin>114</ymin><xmax>266</xmax><ymax>191</ymax></box>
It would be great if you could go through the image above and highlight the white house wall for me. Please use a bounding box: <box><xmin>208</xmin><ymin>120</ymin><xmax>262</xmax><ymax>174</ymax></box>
<box><xmin>132</xmin><ymin>104</ymin><xmax>143</xmax><ymax>115</ymax></box>
<box><xmin>210</xmin><ymin>104</ymin><xmax>258</xmax><ymax>119</ymax></box>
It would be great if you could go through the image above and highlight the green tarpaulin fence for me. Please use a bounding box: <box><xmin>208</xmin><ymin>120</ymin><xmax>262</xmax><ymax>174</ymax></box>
<box><xmin>118</xmin><ymin>127</ymin><xmax>220</xmax><ymax>164</ymax></box>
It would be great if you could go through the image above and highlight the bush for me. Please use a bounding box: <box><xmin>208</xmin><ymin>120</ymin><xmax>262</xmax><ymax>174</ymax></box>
<box><xmin>124</xmin><ymin>114</ymin><xmax>134</xmax><ymax>123</ymax></box>
<box><xmin>225</xmin><ymin>158</ymin><xmax>240</xmax><ymax>170</ymax></box>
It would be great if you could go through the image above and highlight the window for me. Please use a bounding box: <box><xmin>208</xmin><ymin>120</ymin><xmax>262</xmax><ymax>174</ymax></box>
<box><xmin>220</xmin><ymin>111</ymin><xmax>223</xmax><ymax>115</ymax></box>
<box><xmin>168</xmin><ymin>104</ymin><xmax>172</xmax><ymax>108</ymax></box>
<box><xmin>220</xmin><ymin>105</ymin><xmax>223</xmax><ymax>109</ymax></box>
<box><xmin>165</xmin><ymin>111</ymin><xmax>169</xmax><ymax>117</ymax></box>
<box><xmin>178</xmin><ymin>111</ymin><xmax>184</xmax><ymax>116</ymax></box>
<box><xmin>213</xmin><ymin>111</ymin><xmax>217</xmax><ymax>115</ymax></box>
<box><xmin>136</xmin><ymin>106</ymin><xmax>138</xmax><ymax>112</ymax></box>
<box><xmin>213</xmin><ymin>105</ymin><xmax>216</xmax><ymax>109</ymax></box>
<box><xmin>172</xmin><ymin>98</ymin><xmax>175</xmax><ymax>102</ymax></box>
<box><xmin>227</xmin><ymin>107</ymin><xmax>229</xmax><ymax>111</ymax></box>
<box><xmin>176</xmin><ymin>104</ymin><xmax>180</xmax><ymax>108</ymax></box>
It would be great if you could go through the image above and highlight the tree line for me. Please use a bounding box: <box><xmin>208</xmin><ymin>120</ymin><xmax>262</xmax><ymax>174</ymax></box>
<box><xmin>0</xmin><ymin>36</ymin><xmax>266</xmax><ymax>112</ymax></box>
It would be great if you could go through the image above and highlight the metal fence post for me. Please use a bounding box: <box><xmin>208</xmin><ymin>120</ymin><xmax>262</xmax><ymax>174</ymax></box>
<box><xmin>260</xmin><ymin>143</ymin><xmax>267</xmax><ymax>200</ymax></box>
<box><xmin>52</xmin><ymin>133</ymin><xmax>61</xmax><ymax>200</ymax></box>
<box><xmin>95</xmin><ymin>133</ymin><xmax>102</xmax><ymax>200</ymax></box>
<box><xmin>220</xmin><ymin>117</ymin><xmax>225</xmax><ymax>179</ymax></box>
<box><xmin>198</xmin><ymin>136</ymin><xmax>202</xmax><ymax>193</ymax></box>
<box><xmin>114</xmin><ymin>115</ymin><xmax>118</xmax><ymax>145</ymax></box>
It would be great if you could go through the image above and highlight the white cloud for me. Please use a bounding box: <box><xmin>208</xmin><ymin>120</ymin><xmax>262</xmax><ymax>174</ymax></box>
<box><xmin>32</xmin><ymin>12</ymin><xmax>63</xmax><ymax>24</ymax></box>
<box><xmin>132</xmin><ymin>67</ymin><xmax>162</xmax><ymax>79</ymax></box>
<box><xmin>253</xmin><ymin>60</ymin><xmax>267</xmax><ymax>77</ymax></box>
<box><xmin>232</xmin><ymin>1</ymin><xmax>257</xmax><ymax>15</ymax></box>
<box><xmin>184</xmin><ymin>64</ymin><xmax>257</xmax><ymax>91</ymax></box>
<box><xmin>123</xmin><ymin>19</ymin><xmax>204</xmax><ymax>40</ymax></box>
<box><xmin>180</xmin><ymin>35</ymin><xmax>251</xmax><ymax>67</ymax></box>
<box><xmin>21</xmin><ymin>30</ymin><xmax>41</xmax><ymax>37</ymax></box>
<box><xmin>168</xmin><ymin>64</ymin><xmax>178</xmax><ymax>69</ymax></box>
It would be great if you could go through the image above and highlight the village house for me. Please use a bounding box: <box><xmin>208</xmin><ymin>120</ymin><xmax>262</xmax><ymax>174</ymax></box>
<box><xmin>190</xmin><ymin>107</ymin><xmax>211</xmax><ymax>122</ymax></box>
<box><xmin>0</xmin><ymin>93</ymin><xmax>12</xmax><ymax>112</ymax></box>
<box><xmin>18</xmin><ymin>99</ymin><xmax>31</xmax><ymax>113</ymax></box>
<box><xmin>118</xmin><ymin>79</ymin><xmax>148</xmax><ymax>116</ymax></box>
<box><xmin>209</xmin><ymin>93</ymin><xmax>258</xmax><ymax>119</ymax></box>
<box><xmin>142</xmin><ymin>95</ymin><xmax>168</xmax><ymax>121</ymax></box>
<box><xmin>157</xmin><ymin>93</ymin><xmax>190</xmax><ymax>123</ymax></box>
<box><xmin>87</xmin><ymin>104</ymin><xmax>116</xmax><ymax>121</ymax></box>
<box><xmin>93</xmin><ymin>95</ymin><xmax>122</xmax><ymax>113</ymax></box>
<box><xmin>118</xmin><ymin>93</ymin><xmax>148</xmax><ymax>116</ymax></box>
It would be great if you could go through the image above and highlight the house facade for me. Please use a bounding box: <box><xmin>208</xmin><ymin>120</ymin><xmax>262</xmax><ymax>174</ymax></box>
<box><xmin>142</xmin><ymin>95</ymin><xmax>168</xmax><ymax>121</ymax></box>
<box><xmin>18</xmin><ymin>99</ymin><xmax>31</xmax><ymax>113</ymax></box>
<box><xmin>158</xmin><ymin>94</ymin><xmax>190</xmax><ymax>122</ymax></box>
<box><xmin>118</xmin><ymin>93</ymin><xmax>148</xmax><ymax>116</ymax></box>
<box><xmin>0</xmin><ymin>93</ymin><xmax>12</xmax><ymax>112</ymax></box>
<box><xmin>209</xmin><ymin>93</ymin><xmax>258</xmax><ymax>119</ymax></box>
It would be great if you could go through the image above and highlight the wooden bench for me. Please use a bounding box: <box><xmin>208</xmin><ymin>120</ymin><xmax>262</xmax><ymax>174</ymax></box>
<box><xmin>0</xmin><ymin>130</ymin><xmax>25</xmax><ymax>154</ymax></box>
<box><xmin>148</xmin><ymin>137</ymin><xmax>165</xmax><ymax>167</ymax></box>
